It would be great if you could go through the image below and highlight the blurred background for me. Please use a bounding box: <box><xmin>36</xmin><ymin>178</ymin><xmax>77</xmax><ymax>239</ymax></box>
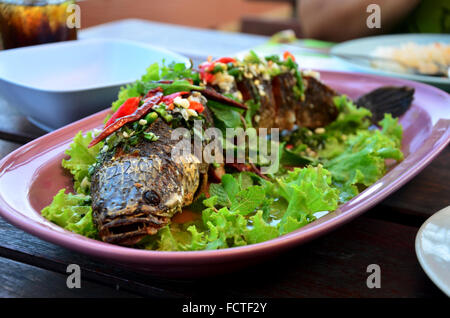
<box><xmin>1</xmin><ymin>0</ymin><xmax>448</xmax><ymax>50</ymax></box>
<box><xmin>78</xmin><ymin>0</ymin><xmax>449</xmax><ymax>40</ymax></box>
<box><xmin>79</xmin><ymin>0</ymin><xmax>298</xmax><ymax>34</ymax></box>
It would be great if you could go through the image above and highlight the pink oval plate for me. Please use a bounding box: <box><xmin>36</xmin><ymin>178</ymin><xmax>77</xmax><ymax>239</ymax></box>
<box><xmin>0</xmin><ymin>71</ymin><xmax>449</xmax><ymax>278</ymax></box>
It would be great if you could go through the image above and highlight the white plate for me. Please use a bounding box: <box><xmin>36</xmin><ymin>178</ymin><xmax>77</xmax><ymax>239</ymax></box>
<box><xmin>331</xmin><ymin>34</ymin><xmax>450</xmax><ymax>91</ymax></box>
<box><xmin>416</xmin><ymin>206</ymin><xmax>450</xmax><ymax>296</ymax></box>
<box><xmin>0</xmin><ymin>38</ymin><xmax>189</xmax><ymax>130</ymax></box>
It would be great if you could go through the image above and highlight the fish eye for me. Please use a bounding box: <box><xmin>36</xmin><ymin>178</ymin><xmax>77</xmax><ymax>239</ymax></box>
<box><xmin>143</xmin><ymin>190</ymin><xmax>160</xmax><ymax>205</ymax></box>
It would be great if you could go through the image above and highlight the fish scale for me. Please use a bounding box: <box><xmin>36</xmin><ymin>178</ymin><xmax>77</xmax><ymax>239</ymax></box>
<box><xmin>90</xmin><ymin>118</ymin><xmax>204</xmax><ymax>245</ymax></box>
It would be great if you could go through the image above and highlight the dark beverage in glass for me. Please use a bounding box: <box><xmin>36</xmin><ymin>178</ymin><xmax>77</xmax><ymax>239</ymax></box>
<box><xmin>0</xmin><ymin>0</ymin><xmax>77</xmax><ymax>50</ymax></box>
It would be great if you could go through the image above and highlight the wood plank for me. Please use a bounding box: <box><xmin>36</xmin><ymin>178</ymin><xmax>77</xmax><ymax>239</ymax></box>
<box><xmin>211</xmin><ymin>210</ymin><xmax>444</xmax><ymax>298</ymax></box>
<box><xmin>380</xmin><ymin>146</ymin><xmax>450</xmax><ymax>219</ymax></box>
<box><xmin>0</xmin><ymin>214</ymin><xmax>444</xmax><ymax>297</ymax></box>
<box><xmin>0</xmin><ymin>256</ymin><xmax>138</xmax><ymax>297</ymax></box>
<box><xmin>0</xmin><ymin>218</ymin><xmax>189</xmax><ymax>298</ymax></box>
<box><xmin>0</xmin><ymin>98</ymin><xmax>47</xmax><ymax>143</ymax></box>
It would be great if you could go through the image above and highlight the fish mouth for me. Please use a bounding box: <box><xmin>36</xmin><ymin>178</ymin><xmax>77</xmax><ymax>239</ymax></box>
<box><xmin>96</xmin><ymin>204</ymin><xmax>176</xmax><ymax>246</ymax></box>
<box><xmin>99</xmin><ymin>215</ymin><xmax>168</xmax><ymax>246</ymax></box>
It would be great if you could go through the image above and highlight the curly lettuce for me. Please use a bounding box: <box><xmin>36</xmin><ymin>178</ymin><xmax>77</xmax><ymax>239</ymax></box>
<box><xmin>323</xmin><ymin>113</ymin><xmax>403</xmax><ymax>202</ymax></box>
<box><xmin>149</xmin><ymin>166</ymin><xmax>339</xmax><ymax>251</ymax></box>
<box><xmin>61</xmin><ymin>131</ymin><xmax>103</xmax><ymax>194</ymax></box>
<box><xmin>42</xmin><ymin>131</ymin><xmax>102</xmax><ymax>237</ymax></box>
<box><xmin>41</xmin><ymin>189</ymin><xmax>97</xmax><ymax>238</ymax></box>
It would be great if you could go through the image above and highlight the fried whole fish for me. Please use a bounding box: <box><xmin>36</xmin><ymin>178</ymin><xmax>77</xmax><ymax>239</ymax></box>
<box><xmin>236</xmin><ymin>72</ymin><xmax>338</xmax><ymax>130</ymax></box>
<box><xmin>90</xmin><ymin>118</ymin><xmax>208</xmax><ymax>245</ymax></box>
<box><xmin>89</xmin><ymin>54</ymin><xmax>413</xmax><ymax>246</ymax></box>
<box><xmin>296</xmin><ymin>75</ymin><xmax>339</xmax><ymax>129</ymax></box>
<box><xmin>236</xmin><ymin>75</ymin><xmax>277</xmax><ymax>129</ymax></box>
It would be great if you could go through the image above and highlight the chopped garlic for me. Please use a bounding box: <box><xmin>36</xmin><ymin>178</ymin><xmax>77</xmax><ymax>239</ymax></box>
<box><xmin>315</xmin><ymin>127</ymin><xmax>325</xmax><ymax>134</ymax></box>
<box><xmin>138</xmin><ymin>119</ymin><xmax>147</xmax><ymax>126</ymax></box>
<box><xmin>174</xmin><ymin>96</ymin><xmax>190</xmax><ymax>109</ymax></box>
<box><xmin>212</xmin><ymin>72</ymin><xmax>235</xmax><ymax>93</ymax></box>
<box><xmin>303</xmin><ymin>69</ymin><xmax>321</xmax><ymax>80</ymax></box>
<box><xmin>186</xmin><ymin>109</ymin><xmax>198</xmax><ymax>118</ymax></box>
<box><xmin>243</xmin><ymin>71</ymin><xmax>253</xmax><ymax>79</ymax></box>
<box><xmin>179</xmin><ymin>108</ymin><xmax>189</xmax><ymax>121</ymax></box>
<box><xmin>233</xmin><ymin>90</ymin><xmax>243</xmax><ymax>101</ymax></box>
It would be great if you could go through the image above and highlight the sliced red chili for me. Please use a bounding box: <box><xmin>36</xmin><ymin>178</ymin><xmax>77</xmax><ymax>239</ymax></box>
<box><xmin>161</xmin><ymin>91</ymin><xmax>189</xmax><ymax>105</ymax></box>
<box><xmin>188</xmin><ymin>100</ymin><xmax>205</xmax><ymax>113</ymax></box>
<box><xmin>283</xmin><ymin>51</ymin><xmax>296</xmax><ymax>62</ymax></box>
<box><xmin>199</xmin><ymin>57</ymin><xmax>237</xmax><ymax>84</ymax></box>
<box><xmin>198</xmin><ymin>87</ymin><xmax>247</xmax><ymax>110</ymax></box>
<box><xmin>144</xmin><ymin>87</ymin><xmax>166</xmax><ymax>99</ymax></box>
<box><xmin>105</xmin><ymin>97</ymin><xmax>141</xmax><ymax>128</ymax></box>
<box><xmin>88</xmin><ymin>90</ymin><xmax>164</xmax><ymax>148</ymax></box>
<box><xmin>214</xmin><ymin>57</ymin><xmax>237</xmax><ymax>64</ymax></box>
<box><xmin>199</xmin><ymin>61</ymin><xmax>214</xmax><ymax>83</ymax></box>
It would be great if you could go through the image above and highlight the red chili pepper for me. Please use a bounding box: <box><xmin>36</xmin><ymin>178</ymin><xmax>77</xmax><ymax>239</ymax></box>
<box><xmin>214</xmin><ymin>57</ymin><xmax>237</xmax><ymax>64</ymax></box>
<box><xmin>199</xmin><ymin>71</ymin><xmax>215</xmax><ymax>84</ymax></box>
<box><xmin>104</xmin><ymin>97</ymin><xmax>141</xmax><ymax>128</ymax></box>
<box><xmin>144</xmin><ymin>87</ymin><xmax>166</xmax><ymax>99</ymax></box>
<box><xmin>199</xmin><ymin>87</ymin><xmax>248</xmax><ymax>110</ymax></box>
<box><xmin>283</xmin><ymin>51</ymin><xmax>296</xmax><ymax>62</ymax></box>
<box><xmin>285</xmin><ymin>144</ymin><xmax>293</xmax><ymax>150</ymax></box>
<box><xmin>188</xmin><ymin>100</ymin><xmax>204</xmax><ymax>113</ymax></box>
<box><xmin>89</xmin><ymin>89</ymin><xmax>164</xmax><ymax>148</ymax></box>
<box><xmin>199</xmin><ymin>62</ymin><xmax>215</xmax><ymax>83</ymax></box>
<box><xmin>199</xmin><ymin>56</ymin><xmax>237</xmax><ymax>84</ymax></box>
<box><xmin>161</xmin><ymin>91</ymin><xmax>189</xmax><ymax>105</ymax></box>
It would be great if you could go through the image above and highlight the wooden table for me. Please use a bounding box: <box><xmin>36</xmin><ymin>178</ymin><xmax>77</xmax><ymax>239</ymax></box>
<box><xmin>0</xmin><ymin>20</ymin><xmax>448</xmax><ymax>298</ymax></box>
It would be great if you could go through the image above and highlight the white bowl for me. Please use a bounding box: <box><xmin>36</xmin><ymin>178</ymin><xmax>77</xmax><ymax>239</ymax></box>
<box><xmin>0</xmin><ymin>38</ymin><xmax>189</xmax><ymax>130</ymax></box>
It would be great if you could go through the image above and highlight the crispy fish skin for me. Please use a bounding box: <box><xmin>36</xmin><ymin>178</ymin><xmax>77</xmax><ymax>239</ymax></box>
<box><xmin>236</xmin><ymin>73</ymin><xmax>338</xmax><ymax>131</ymax></box>
<box><xmin>236</xmin><ymin>76</ymin><xmax>277</xmax><ymax>129</ymax></box>
<box><xmin>90</xmin><ymin>118</ymin><xmax>206</xmax><ymax>246</ymax></box>
<box><xmin>271</xmin><ymin>72</ymin><xmax>299</xmax><ymax>130</ymax></box>
<box><xmin>296</xmin><ymin>75</ymin><xmax>339</xmax><ymax>129</ymax></box>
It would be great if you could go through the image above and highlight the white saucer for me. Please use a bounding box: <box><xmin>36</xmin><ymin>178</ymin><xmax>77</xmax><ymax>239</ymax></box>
<box><xmin>415</xmin><ymin>206</ymin><xmax>450</xmax><ymax>296</ymax></box>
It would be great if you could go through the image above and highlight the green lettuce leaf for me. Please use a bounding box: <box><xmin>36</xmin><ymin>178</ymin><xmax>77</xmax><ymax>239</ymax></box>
<box><xmin>168</xmin><ymin>166</ymin><xmax>339</xmax><ymax>250</ymax></box>
<box><xmin>41</xmin><ymin>189</ymin><xmax>97</xmax><ymax>238</ymax></box>
<box><xmin>326</xmin><ymin>95</ymin><xmax>372</xmax><ymax>137</ymax></box>
<box><xmin>324</xmin><ymin>113</ymin><xmax>404</xmax><ymax>202</ymax></box>
<box><xmin>247</xmin><ymin>211</ymin><xmax>278</xmax><ymax>244</ymax></box>
<box><xmin>61</xmin><ymin>131</ymin><xmax>103</xmax><ymax>194</ymax></box>
<box><xmin>275</xmin><ymin>165</ymin><xmax>339</xmax><ymax>234</ymax></box>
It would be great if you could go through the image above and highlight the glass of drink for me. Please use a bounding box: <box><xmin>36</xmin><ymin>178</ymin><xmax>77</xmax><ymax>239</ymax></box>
<box><xmin>0</xmin><ymin>0</ymin><xmax>77</xmax><ymax>50</ymax></box>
